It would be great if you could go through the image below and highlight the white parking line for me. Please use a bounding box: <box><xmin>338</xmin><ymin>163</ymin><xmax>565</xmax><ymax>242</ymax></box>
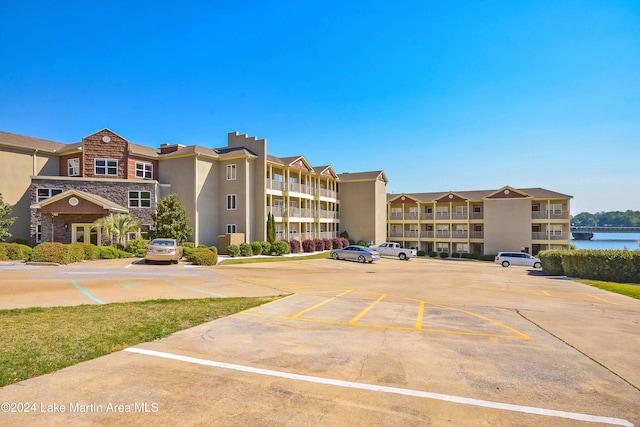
<box><xmin>124</xmin><ymin>347</ymin><xmax>633</xmax><ymax>426</ymax></box>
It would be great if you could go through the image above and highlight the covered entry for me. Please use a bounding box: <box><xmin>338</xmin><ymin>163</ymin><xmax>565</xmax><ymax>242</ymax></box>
<box><xmin>31</xmin><ymin>190</ymin><xmax>129</xmax><ymax>245</ymax></box>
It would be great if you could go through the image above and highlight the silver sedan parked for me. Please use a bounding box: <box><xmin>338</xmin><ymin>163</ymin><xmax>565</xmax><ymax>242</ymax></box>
<box><xmin>330</xmin><ymin>245</ymin><xmax>381</xmax><ymax>263</ymax></box>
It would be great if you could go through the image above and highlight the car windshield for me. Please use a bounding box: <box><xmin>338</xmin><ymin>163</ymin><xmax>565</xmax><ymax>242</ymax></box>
<box><xmin>152</xmin><ymin>240</ymin><xmax>175</xmax><ymax>246</ymax></box>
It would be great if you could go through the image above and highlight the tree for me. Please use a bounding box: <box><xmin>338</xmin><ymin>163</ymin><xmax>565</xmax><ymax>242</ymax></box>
<box><xmin>0</xmin><ymin>193</ymin><xmax>16</xmax><ymax>242</ymax></box>
<box><xmin>92</xmin><ymin>213</ymin><xmax>140</xmax><ymax>248</ymax></box>
<box><xmin>571</xmin><ymin>212</ymin><xmax>597</xmax><ymax>227</ymax></box>
<box><xmin>267</xmin><ymin>212</ymin><xmax>276</xmax><ymax>243</ymax></box>
<box><xmin>151</xmin><ymin>194</ymin><xmax>193</xmax><ymax>243</ymax></box>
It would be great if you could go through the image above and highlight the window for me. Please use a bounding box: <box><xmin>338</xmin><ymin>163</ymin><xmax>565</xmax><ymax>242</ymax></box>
<box><xmin>128</xmin><ymin>191</ymin><xmax>151</xmax><ymax>208</ymax></box>
<box><xmin>35</xmin><ymin>225</ymin><xmax>42</xmax><ymax>243</ymax></box>
<box><xmin>95</xmin><ymin>158</ymin><xmax>118</xmax><ymax>176</ymax></box>
<box><xmin>68</xmin><ymin>158</ymin><xmax>80</xmax><ymax>176</ymax></box>
<box><xmin>548</xmin><ymin>204</ymin><xmax>562</xmax><ymax>215</ymax></box>
<box><xmin>37</xmin><ymin>188</ymin><xmax>63</xmax><ymax>202</ymax></box>
<box><xmin>135</xmin><ymin>162</ymin><xmax>153</xmax><ymax>179</ymax></box>
<box><xmin>226</xmin><ymin>164</ymin><xmax>236</xmax><ymax>180</ymax></box>
<box><xmin>127</xmin><ymin>225</ymin><xmax>150</xmax><ymax>241</ymax></box>
<box><xmin>227</xmin><ymin>194</ymin><xmax>236</xmax><ymax>210</ymax></box>
<box><xmin>549</xmin><ymin>224</ymin><xmax>563</xmax><ymax>236</ymax></box>
<box><xmin>227</xmin><ymin>224</ymin><xmax>237</xmax><ymax>233</ymax></box>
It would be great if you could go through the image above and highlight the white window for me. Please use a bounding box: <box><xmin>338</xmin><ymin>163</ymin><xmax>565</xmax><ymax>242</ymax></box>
<box><xmin>68</xmin><ymin>158</ymin><xmax>80</xmax><ymax>176</ymax></box>
<box><xmin>95</xmin><ymin>158</ymin><xmax>118</xmax><ymax>176</ymax></box>
<box><xmin>37</xmin><ymin>188</ymin><xmax>63</xmax><ymax>202</ymax></box>
<box><xmin>549</xmin><ymin>224</ymin><xmax>563</xmax><ymax>236</ymax></box>
<box><xmin>436</xmin><ymin>243</ymin><xmax>449</xmax><ymax>252</ymax></box>
<box><xmin>35</xmin><ymin>224</ymin><xmax>42</xmax><ymax>243</ymax></box>
<box><xmin>548</xmin><ymin>204</ymin><xmax>562</xmax><ymax>215</ymax></box>
<box><xmin>128</xmin><ymin>191</ymin><xmax>151</xmax><ymax>208</ymax></box>
<box><xmin>226</xmin><ymin>164</ymin><xmax>236</xmax><ymax>180</ymax></box>
<box><xmin>456</xmin><ymin>243</ymin><xmax>469</xmax><ymax>253</ymax></box>
<box><xmin>227</xmin><ymin>224</ymin><xmax>237</xmax><ymax>233</ymax></box>
<box><xmin>436</xmin><ymin>206</ymin><xmax>449</xmax><ymax>218</ymax></box>
<box><xmin>127</xmin><ymin>225</ymin><xmax>150</xmax><ymax>241</ymax></box>
<box><xmin>135</xmin><ymin>162</ymin><xmax>153</xmax><ymax>179</ymax></box>
<box><xmin>227</xmin><ymin>194</ymin><xmax>236</xmax><ymax>210</ymax></box>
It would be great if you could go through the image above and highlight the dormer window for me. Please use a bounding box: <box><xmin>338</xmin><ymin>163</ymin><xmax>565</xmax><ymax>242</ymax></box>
<box><xmin>135</xmin><ymin>162</ymin><xmax>153</xmax><ymax>179</ymax></box>
<box><xmin>95</xmin><ymin>158</ymin><xmax>118</xmax><ymax>176</ymax></box>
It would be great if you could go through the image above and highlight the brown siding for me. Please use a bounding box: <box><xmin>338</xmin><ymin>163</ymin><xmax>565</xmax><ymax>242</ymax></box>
<box><xmin>59</xmin><ymin>153</ymin><xmax>82</xmax><ymax>177</ymax></box>
<box><xmin>127</xmin><ymin>155</ymin><xmax>159</xmax><ymax>180</ymax></box>
<box><xmin>40</xmin><ymin>196</ymin><xmax>109</xmax><ymax>215</ymax></box>
<box><xmin>487</xmin><ymin>190</ymin><xmax>528</xmax><ymax>199</ymax></box>
<box><xmin>82</xmin><ymin>130</ymin><xmax>128</xmax><ymax>179</ymax></box>
<box><xmin>435</xmin><ymin>194</ymin><xmax>466</xmax><ymax>203</ymax></box>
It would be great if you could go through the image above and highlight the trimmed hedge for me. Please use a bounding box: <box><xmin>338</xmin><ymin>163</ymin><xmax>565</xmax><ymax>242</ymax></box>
<box><xmin>289</xmin><ymin>240</ymin><xmax>301</xmax><ymax>254</ymax></box>
<box><xmin>479</xmin><ymin>254</ymin><xmax>496</xmax><ymax>261</ymax></box>
<box><xmin>0</xmin><ymin>243</ymin><xmax>32</xmax><ymax>260</ymax></box>
<box><xmin>188</xmin><ymin>247</ymin><xmax>218</xmax><ymax>265</ymax></box>
<box><xmin>239</xmin><ymin>242</ymin><xmax>253</xmax><ymax>257</ymax></box>
<box><xmin>226</xmin><ymin>244</ymin><xmax>240</xmax><ymax>257</ymax></box>
<box><xmin>271</xmin><ymin>240</ymin><xmax>290</xmax><ymax>256</ymax></box>
<box><xmin>540</xmin><ymin>249</ymin><xmax>640</xmax><ymax>283</ymax></box>
<box><xmin>259</xmin><ymin>241</ymin><xmax>271</xmax><ymax>255</ymax></box>
<box><xmin>125</xmin><ymin>238</ymin><xmax>149</xmax><ymax>257</ymax></box>
<box><xmin>250</xmin><ymin>241</ymin><xmax>263</xmax><ymax>256</ymax></box>
<box><xmin>439</xmin><ymin>252</ymin><xmax>449</xmax><ymax>258</ymax></box>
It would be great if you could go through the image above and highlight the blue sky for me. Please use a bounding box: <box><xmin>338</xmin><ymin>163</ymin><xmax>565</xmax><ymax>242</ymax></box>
<box><xmin>1</xmin><ymin>0</ymin><xmax>638</xmax><ymax>214</ymax></box>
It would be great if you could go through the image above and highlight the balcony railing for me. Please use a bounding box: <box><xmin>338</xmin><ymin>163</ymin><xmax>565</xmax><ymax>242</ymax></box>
<box><xmin>318</xmin><ymin>188</ymin><xmax>337</xmax><ymax>199</ymax></box>
<box><xmin>269</xmin><ymin>180</ymin><xmax>284</xmax><ymax>192</ymax></box>
<box><xmin>436</xmin><ymin>231</ymin><xmax>450</xmax><ymax>238</ymax></box>
<box><xmin>390</xmin><ymin>212</ymin><xmax>403</xmax><ymax>220</ymax></box>
<box><xmin>470</xmin><ymin>212</ymin><xmax>484</xmax><ymax>219</ymax></box>
<box><xmin>421</xmin><ymin>213</ymin><xmax>434</xmax><ymax>220</ymax></box>
<box><xmin>421</xmin><ymin>231</ymin><xmax>434</xmax><ymax>238</ymax></box>
<box><xmin>451</xmin><ymin>231</ymin><xmax>468</xmax><ymax>239</ymax></box>
<box><xmin>470</xmin><ymin>231</ymin><xmax>484</xmax><ymax>238</ymax></box>
<box><xmin>436</xmin><ymin>213</ymin><xmax>450</xmax><ymax>220</ymax></box>
<box><xmin>390</xmin><ymin>231</ymin><xmax>403</xmax><ymax>238</ymax></box>
<box><xmin>532</xmin><ymin>211</ymin><xmax>570</xmax><ymax>220</ymax></box>
<box><xmin>532</xmin><ymin>232</ymin><xmax>566</xmax><ymax>240</ymax></box>
<box><xmin>451</xmin><ymin>213</ymin><xmax>468</xmax><ymax>220</ymax></box>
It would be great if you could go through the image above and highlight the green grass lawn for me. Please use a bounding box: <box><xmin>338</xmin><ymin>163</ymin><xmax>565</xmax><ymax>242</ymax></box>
<box><xmin>0</xmin><ymin>297</ymin><xmax>280</xmax><ymax>387</ymax></box>
<box><xmin>577</xmin><ymin>280</ymin><xmax>640</xmax><ymax>299</ymax></box>
<box><xmin>219</xmin><ymin>251</ymin><xmax>330</xmax><ymax>265</ymax></box>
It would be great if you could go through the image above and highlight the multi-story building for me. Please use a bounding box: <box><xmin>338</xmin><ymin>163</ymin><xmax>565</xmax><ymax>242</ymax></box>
<box><xmin>387</xmin><ymin>187</ymin><xmax>572</xmax><ymax>255</ymax></box>
<box><xmin>0</xmin><ymin>129</ymin><xmax>388</xmax><ymax>247</ymax></box>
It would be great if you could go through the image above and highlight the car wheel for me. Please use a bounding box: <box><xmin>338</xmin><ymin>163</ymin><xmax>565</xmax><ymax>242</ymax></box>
<box><xmin>534</xmin><ymin>262</ymin><xmax>541</xmax><ymax>268</ymax></box>
<box><xmin>358</xmin><ymin>255</ymin><xmax>366</xmax><ymax>263</ymax></box>
<box><xmin>172</xmin><ymin>259</ymin><xmax>179</xmax><ymax>264</ymax></box>
<box><xmin>331</xmin><ymin>252</ymin><xmax>339</xmax><ymax>260</ymax></box>
<box><xmin>501</xmin><ymin>261</ymin><xmax>510</xmax><ymax>267</ymax></box>
<box><xmin>399</xmin><ymin>253</ymin><xmax>407</xmax><ymax>260</ymax></box>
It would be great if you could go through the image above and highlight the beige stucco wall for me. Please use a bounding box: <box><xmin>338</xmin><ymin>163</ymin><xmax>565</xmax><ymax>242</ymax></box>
<box><xmin>340</xmin><ymin>178</ymin><xmax>387</xmax><ymax>244</ymax></box>
<box><xmin>195</xmin><ymin>156</ymin><xmax>218</xmax><ymax>246</ymax></box>
<box><xmin>0</xmin><ymin>147</ymin><xmax>59</xmax><ymax>241</ymax></box>
<box><xmin>158</xmin><ymin>156</ymin><xmax>196</xmax><ymax>242</ymax></box>
<box><xmin>484</xmin><ymin>198</ymin><xmax>532</xmax><ymax>254</ymax></box>
<box><xmin>218</xmin><ymin>158</ymin><xmax>249</xmax><ymax>243</ymax></box>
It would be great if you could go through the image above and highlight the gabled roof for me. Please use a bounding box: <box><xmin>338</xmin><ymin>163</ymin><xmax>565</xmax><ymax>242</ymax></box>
<box><xmin>387</xmin><ymin>186</ymin><xmax>573</xmax><ymax>202</ymax></box>
<box><xmin>313</xmin><ymin>165</ymin><xmax>339</xmax><ymax>180</ymax></box>
<box><xmin>484</xmin><ymin>186</ymin><xmax>532</xmax><ymax>199</ymax></box>
<box><xmin>30</xmin><ymin>189</ymin><xmax>129</xmax><ymax>213</ymax></box>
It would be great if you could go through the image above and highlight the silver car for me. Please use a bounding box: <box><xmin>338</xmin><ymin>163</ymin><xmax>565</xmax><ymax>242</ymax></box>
<box><xmin>330</xmin><ymin>245</ymin><xmax>381</xmax><ymax>263</ymax></box>
<box><xmin>495</xmin><ymin>252</ymin><xmax>541</xmax><ymax>268</ymax></box>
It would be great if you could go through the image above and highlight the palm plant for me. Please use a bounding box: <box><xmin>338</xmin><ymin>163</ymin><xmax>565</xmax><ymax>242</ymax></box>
<box><xmin>92</xmin><ymin>214</ymin><xmax>140</xmax><ymax>248</ymax></box>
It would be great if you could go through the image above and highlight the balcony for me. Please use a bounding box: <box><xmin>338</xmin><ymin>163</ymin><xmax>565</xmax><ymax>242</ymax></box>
<box><xmin>532</xmin><ymin>232</ymin><xmax>567</xmax><ymax>241</ymax></box>
<box><xmin>319</xmin><ymin>210</ymin><xmax>339</xmax><ymax>220</ymax></box>
<box><xmin>421</xmin><ymin>213</ymin><xmax>434</xmax><ymax>220</ymax></box>
<box><xmin>451</xmin><ymin>230</ymin><xmax>468</xmax><ymax>239</ymax></box>
<box><xmin>436</xmin><ymin>231</ymin><xmax>450</xmax><ymax>238</ymax></box>
<box><xmin>532</xmin><ymin>211</ymin><xmax>570</xmax><ymax>220</ymax></box>
<box><xmin>470</xmin><ymin>212</ymin><xmax>483</xmax><ymax>220</ymax></box>
<box><xmin>436</xmin><ymin>213</ymin><xmax>450</xmax><ymax>220</ymax></box>
<box><xmin>421</xmin><ymin>231</ymin><xmax>434</xmax><ymax>238</ymax></box>
<box><xmin>268</xmin><ymin>179</ymin><xmax>284</xmax><ymax>192</ymax></box>
<box><xmin>318</xmin><ymin>188</ymin><xmax>337</xmax><ymax>199</ymax></box>
<box><xmin>470</xmin><ymin>231</ymin><xmax>484</xmax><ymax>239</ymax></box>
<box><xmin>451</xmin><ymin>213</ymin><xmax>468</xmax><ymax>220</ymax></box>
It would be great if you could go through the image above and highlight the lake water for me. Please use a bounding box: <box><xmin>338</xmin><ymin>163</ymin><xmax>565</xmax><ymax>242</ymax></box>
<box><xmin>572</xmin><ymin>232</ymin><xmax>640</xmax><ymax>251</ymax></box>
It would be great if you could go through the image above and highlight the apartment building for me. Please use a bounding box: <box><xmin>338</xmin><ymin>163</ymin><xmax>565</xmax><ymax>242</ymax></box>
<box><xmin>0</xmin><ymin>129</ymin><xmax>388</xmax><ymax>247</ymax></box>
<box><xmin>387</xmin><ymin>187</ymin><xmax>572</xmax><ymax>255</ymax></box>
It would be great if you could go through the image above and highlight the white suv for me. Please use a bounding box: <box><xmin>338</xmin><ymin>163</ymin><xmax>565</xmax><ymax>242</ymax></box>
<box><xmin>495</xmin><ymin>252</ymin><xmax>542</xmax><ymax>268</ymax></box>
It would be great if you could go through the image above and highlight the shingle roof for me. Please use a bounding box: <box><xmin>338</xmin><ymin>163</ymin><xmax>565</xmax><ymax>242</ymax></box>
<box><xmin>387</xmin><ymin>187</ymin><xmax>572</xmax><ymax>202</ymax></box>
<box><xmin>0</xmin><ymin>131</ymin><xmax>66</xmax><ymax>152</ymax></box>
<box><xmin>338</xmin><ymin>171</ymin><xmax>387</xmax><ymax>182</ymax></box>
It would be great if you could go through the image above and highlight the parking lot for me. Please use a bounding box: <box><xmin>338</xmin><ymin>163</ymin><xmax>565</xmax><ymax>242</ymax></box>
<box><xmin>0</xmin><ymin>257</ymin><xmax>638</xmax><ymax>426</ymax></box>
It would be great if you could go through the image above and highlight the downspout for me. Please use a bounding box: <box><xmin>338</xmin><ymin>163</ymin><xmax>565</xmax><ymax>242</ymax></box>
<box><xmin>193</xmin><ymin>154</ymin><xmax>199</xmax><ymax>246</ymax></box>
<box><xmin>32</xmin><ymin>149</ymin><xmax>38</xmax><ymax>175</ymax></box>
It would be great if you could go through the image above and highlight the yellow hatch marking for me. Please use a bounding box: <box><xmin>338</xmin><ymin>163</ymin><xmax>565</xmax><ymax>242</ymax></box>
<box><xmin>291</xmin><ymin>289</ymin><xmax>353</xmax><ymax>318</ymax></box>
<box><xmin>349</xmin><ymin>294</ymin><xmax>386</xmax><ymax>324</ymax></box>
<box><xmin>587</xmin><ymin>294</ymin><xmax>618</xmax><ymax>305</ymax></box>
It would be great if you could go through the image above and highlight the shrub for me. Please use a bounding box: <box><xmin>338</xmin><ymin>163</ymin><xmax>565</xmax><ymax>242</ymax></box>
<box><xmin>538</xmin><ymin>250</ymin><xmax>564</xmax><ymax>275</ymax></box>
<box><xmin>356</xmin><ymin>240</ymin><xmax>367</xmax><ymax>247</ymax></box>
<box><xmin>250</xmin><ymin>241</ymin><xmax>263</xmax><ymax>256</ymax></box>
<box><xmin>339</xmin><ymin>231</ymin><xmax>349</xmax><ymax>240</ymax></box>
<box><xmin>554</xmin><ymin>250</ymin><xmax>640</xmax><ymax>283</ymax></box>
<box><xmin>323</xmin><ymin>238</ymin><xmax>332</xmax><ymax>250</ymax></box>
<box><xmin>182</xmin><ymin>246</ymin><xmax>195</xmax><ymax>259</ymax></box>
<box><xmin>0</xmin><ymin>243</ymin><xmax>32</xmax><ymax>260</ymax></box>
<box><xmin>417</xmin><ymin>250</ymin><xmax>426</xmax><ymax>257</ymax></box>
<box><xmin>209</xmin><ymin>246</ymin><xmax>218</xmax><ymax>254</ymax></box>
<box><xmin>314</xmin><ymin>239</ymin><xmax>324</xmax><ymax>252</ymax></box>
<box><xmin>289</xmin><ymin>239</ymin><xmax>301</xmax><ymax>254</ymax></box>
<box><xmin>189</xmin><ymin>247</ymin><xmax>218</xmax><ymax>265</ymax></box>
<box><xmin>227</xmin><ymin>244</ymin><xmax>240</xmax><ymax>257</ymax></box>
<box><xmin>271</xmin><ymin>240</ymin><xmax>290</xmax><ymax>256</ymax></box>
<box><xmin>428</xmin><ymin>251</ymin><xmax>437</xmax><ymax>258</ymax></box>
<box><xmin>98</xmin><ymin>246</ymin><xmax>120</xmax><ymax>259</ymax></box>
<box><xmin>259</xmin><ymin>241</ymin><xmax>271</xmax><ymax>255</ymax></box>
<box><xmin>125</xmin><ymin>238</ymin><xmax>149</xmax><ymax>257</ymax></box>
<box><xmin>452</xmin><ymin>252</ymin><xmax>461</xmax><ymax>258</ymax></box>
<box><xmin>479</xmin><ymin>254</ymin><xmax>497</xmax><ymax>261</ymax></box>
<box><xmin>439</xmin><ymin>252</ymin><xmax>449</xmax><ymax>258</ymax></box>
<box><xmin>77</xmin><ymin>243</ymin><xmax>99</xmax><ymax>260</ymax></box>
<box><xmin>30</xmin><ymin>243</ymin><xmax>71</xmax><ymax>264</ymax></box>
<box><xmin>67</xmin><ymin>243</ymin><xmax>87</xmax><ymax>263</ymax></box>
<box><xmin>331</xmin><ymin>238</ymin><xmax>341</xmax><ymax>249</ymax></box>
<box><xmin>340</xmin><ymin>238</ymin><xmax>350</xmax><ymax>248</ymax></box>
<box><xmin>302</xmin><ymin>239</ymin><xmax>314</xmax><ymax>253</ymax></box>
<box><xmin>239</xmin><ymin>242</ymin><xmax>253</xmax><ymax>257</ymax></box>
<box><xmin>183</xmin><ymin>242</ymin><xmax>195</xmax><ymax>248</ymax></box>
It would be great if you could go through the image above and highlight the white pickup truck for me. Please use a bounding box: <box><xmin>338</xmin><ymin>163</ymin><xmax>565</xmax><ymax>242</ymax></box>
<box><xmin>369</xmin><ymin>242</ymin><xmax>417</xmax><ymax>260</ymax></box>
